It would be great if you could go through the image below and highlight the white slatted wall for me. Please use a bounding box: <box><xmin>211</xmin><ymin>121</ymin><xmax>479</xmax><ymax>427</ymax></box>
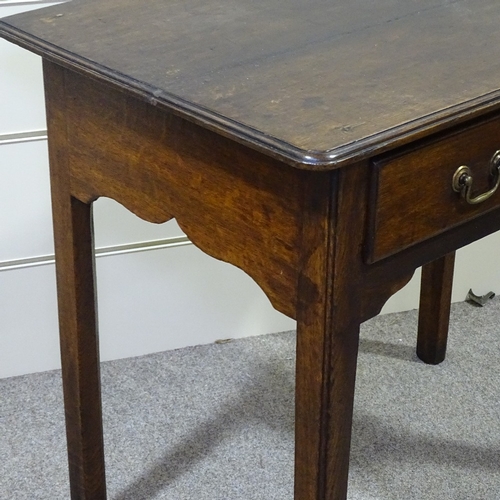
<box><xmin>1</xmin><ymin>1</ymin><xmax>499</xmax><ymax>379</ymax></box>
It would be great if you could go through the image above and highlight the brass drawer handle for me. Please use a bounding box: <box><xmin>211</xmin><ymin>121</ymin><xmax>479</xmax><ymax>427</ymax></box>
<box><xmin>452</xmin><ymin>150</ymin><xmax>500</xmax><ymax>205</ymax></box>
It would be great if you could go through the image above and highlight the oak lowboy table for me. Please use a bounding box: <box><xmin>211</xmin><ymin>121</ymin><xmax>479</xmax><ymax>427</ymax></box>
<box><xmin>2</xmin><ymin>0</ymin><xmax>500</xmax><ymax>498</ymax></box>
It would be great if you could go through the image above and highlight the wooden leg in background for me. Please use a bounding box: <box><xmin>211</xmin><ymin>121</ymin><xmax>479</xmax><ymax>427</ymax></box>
<box><xmin>417</xmin><ymin>252</ymin><xmax>456</xmax><ymax>365</ymax></box>
<box><xmin>52</xmin><ymin>196</ymin><xmax>107</xmax><ymax>500</ymax></box>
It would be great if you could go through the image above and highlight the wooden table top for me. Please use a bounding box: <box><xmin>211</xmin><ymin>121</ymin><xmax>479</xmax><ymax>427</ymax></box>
<box><xmin>2</xmin><ymin>0</ymin><xmax>500</xmax><ymax>168</ymax></box>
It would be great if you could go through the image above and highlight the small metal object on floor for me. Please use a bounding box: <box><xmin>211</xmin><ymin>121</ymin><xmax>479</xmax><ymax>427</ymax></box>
<box><xmin>465</xmin><ymin>289</ymin><xmax>495</xmax><ymax>307</ymax></box>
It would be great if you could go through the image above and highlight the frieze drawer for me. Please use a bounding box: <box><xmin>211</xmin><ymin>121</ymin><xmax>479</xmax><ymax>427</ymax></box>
<box><xmin>368</xmin><ymin>115</ymin><xmax>500</xmax><ymax>263</ymax></box>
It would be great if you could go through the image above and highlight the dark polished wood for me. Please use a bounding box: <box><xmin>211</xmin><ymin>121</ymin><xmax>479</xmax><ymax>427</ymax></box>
<box><xmin>369</xmin><ymin>118</ymin><xmax>500</xmax><ymax>262</ymax></box>
<box><xmin>2</xmin><ymin>1</ymin><xmax>500</xmax><ymax>499</ymax></box>
<box><xmin>45</xmin><ymin>63</ymin><xmax>106</xmax><ymax>499</ymax></box>
<box><xmin>3</xmin><ymin>0</ymin><xmax>500</xmax><ymax>168</ymax></box>
<box><xmin>417</xmin><ymin>252</ymin><xmax>456</xmax><ymax>365</ymax></box>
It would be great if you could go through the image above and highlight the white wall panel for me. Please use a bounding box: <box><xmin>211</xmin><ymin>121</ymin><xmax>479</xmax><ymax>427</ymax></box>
<box><xmin>4</xmin><ymin>225</ymin><xmax>500</xmax><ymax>379</ymax></box>
<box><xmin>0</xmin><ymin>0</ymin><xmax>294</xmax><ymax>380</ymax></box>
<box><xmin>0</xmin><ymin>141</ymin><xmax>53</xmax><ymax>260</ymax></box>
<box><xmin>0</xmin><ymin>264</ymin><xmax>60</xmax><ymax>378</ymax></box>
<box><xmin>381</xmin><ymin>231</ymin><xmax>500</xmax><ymax>314</ymax></box>
<box><xmin>1</xmin><ymin>0</ymin><xmax>500</xmax><ymax>380</ymax></box>
<box><xmin>93</xmin><ymin>198</ymin><xmax>185</xmax><ymax>247</ymax></box>
<box><xmin>96</xmin><ymin>244</ymin><xmax>295</xmax><ymax>363</ymax></box>
<box><xmin>0</xmin><ymin>140</ymin><xmax>186</xmax><ymax>265</ymax></box>
<box><xmin>0</xmin><ymin>141</ymin><xmax>185</xmax><ymax>264</ymax></box>
<box><xmin>0</xmin><ymin>3</ymin><xmax>60</xmax><ymax>134</ymax></box>
<box><xmin>0</xmin><ymin>244</ymin><xmax>295</xmax><ymax>379</ymax></box>
<box><xmin>453</xmin><ymin>232</ymin><xmax>500</xmax><ymax>302</ymax></box>
<box><xmin>0</xmin><ymin>39</ymin><xmax>45</xmax><ymax>134</ymax></box>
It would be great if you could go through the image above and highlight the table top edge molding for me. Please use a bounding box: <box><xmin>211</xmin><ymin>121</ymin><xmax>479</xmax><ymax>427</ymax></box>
<box><xmin>3</xmin><ymin>21</ymin><xmax>500</xmax><ymax>171</ymax></box>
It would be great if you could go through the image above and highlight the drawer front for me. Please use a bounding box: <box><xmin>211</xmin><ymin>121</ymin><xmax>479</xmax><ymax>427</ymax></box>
<box><xmin>368</xmin><ymin>115</ymin><xmax>500</xmax><ymax>263</ymax></box>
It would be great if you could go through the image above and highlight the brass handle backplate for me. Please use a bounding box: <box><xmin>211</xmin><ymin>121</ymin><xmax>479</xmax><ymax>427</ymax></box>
<box><xmin>452</xmin><ymin>150</ymin><xmax>500</xmax><ymax>205</ymax></box>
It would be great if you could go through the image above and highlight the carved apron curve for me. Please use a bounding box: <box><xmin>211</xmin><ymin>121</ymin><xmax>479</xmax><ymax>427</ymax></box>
<box><xmin>55</xmin><ymin>65</ymin><xmax>302</xmax><ymax>319</ymax></box>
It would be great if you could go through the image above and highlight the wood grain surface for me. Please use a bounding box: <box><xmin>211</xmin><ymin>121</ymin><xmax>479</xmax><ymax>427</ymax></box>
<box><xmin>369</xmin><ymin>115</ymin><xmax>500</xmax><ymax>262</ymax></box>
<box><xmin>52</xmin><ymin>63</ymin><xmax>303</xmax><ymax>319</ymax></box>
<box><xmin>45</xmin><ymin>61</ymin><xmax>107</xmax><ymax>499</ymax></box>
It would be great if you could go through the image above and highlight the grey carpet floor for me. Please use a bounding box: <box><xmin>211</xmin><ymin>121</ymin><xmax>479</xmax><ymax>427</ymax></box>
<box><xmin>1</xmin><ymin>299</ymin><xmax>500</xmax><ymax>499</ymax></box>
